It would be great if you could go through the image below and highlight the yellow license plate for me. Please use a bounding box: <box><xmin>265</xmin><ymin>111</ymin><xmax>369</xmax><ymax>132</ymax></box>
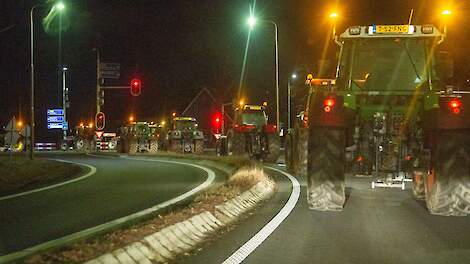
<box><xmin>376</xmin><ymin>25</ymin><xmax>410</xmax><ymax>34</ymax></box>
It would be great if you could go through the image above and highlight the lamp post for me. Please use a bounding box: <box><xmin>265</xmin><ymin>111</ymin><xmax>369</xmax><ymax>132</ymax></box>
<box><xmin>30</xmin><ymin>2</ymin><xmax>65</xmax><ymax>160</ymax></box>
<box><xmin>247</xmin><ymin>16</ymin><xmax>280</xmax><ymax>133</ymax></box>
<box><xmin>287</xmin><ymin>73</ymin><xmax>297</xmax><ymax>130</ymax></box>
<box><xmin>62</xmin><ymin>67</ymin><xmax>68</xmax><ymax>142</ymax></box>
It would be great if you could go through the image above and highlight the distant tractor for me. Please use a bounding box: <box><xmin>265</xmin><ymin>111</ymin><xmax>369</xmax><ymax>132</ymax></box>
<box><xmin>225</xmin><ymin>104</ymin><xmax>280</xmax><ymax>162</ymax></box>
<box><xmin>73</xmin><ymin>125</ymin><xmax>95</xmax><ymax>152</ymax></box>
<box><xmin>119</xmin><ymin>121</ymin><xmax>159</xmax><ymax>154</ymax></box>
<box><xmin>166</xmin><ymin>117</ymin><xmax>204</xmax><ymax>154</ymax></box>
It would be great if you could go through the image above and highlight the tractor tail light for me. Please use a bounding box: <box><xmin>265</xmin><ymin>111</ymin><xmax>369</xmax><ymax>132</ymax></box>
<box><xmin>323</xmin><ymin>97</ymin><xmax>336</xmax><ymax>113</ymax></box>
<box><xmin>265</xmin><ymin>124</ymin><xmax>277</xmax><ymax>134</ymax></box>
<box><xmin>448</xmin><ymin>98</ymin><xmax>462</xmax><ymax>114</ymax></box>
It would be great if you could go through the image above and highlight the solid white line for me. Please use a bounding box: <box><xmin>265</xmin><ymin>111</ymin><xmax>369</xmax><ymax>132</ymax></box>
<box><xmin>0</xmin><ymin>155</ymin><xmax>216</xmax><ymax>263</ymax></box>
<box><xmin>0</xmin><ymin>159</ymin><xmax>97</xmax><ymax>201</ymax></box>
<box><xmin>222</xmin><ymin>166</ymin><xmax>300</xmax><ymax>264</ymax></box>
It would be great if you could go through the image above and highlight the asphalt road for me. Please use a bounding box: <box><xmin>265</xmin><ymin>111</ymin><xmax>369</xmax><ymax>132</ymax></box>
<box><xmin>0</xmin><ymin>153</ymin><xmax>225</xmax><ymax>256</ymax></box>
<box><xmin>181</xmin><ymin>167</ymin><xmax>470</xmax><ymax>264</ymax></box>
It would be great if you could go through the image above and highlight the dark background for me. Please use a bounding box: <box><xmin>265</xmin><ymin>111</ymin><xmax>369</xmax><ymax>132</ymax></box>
<box><xmin>1</xmin><ymin>0</ymin><xmax>469</xmax><ymax>141</ymax></box>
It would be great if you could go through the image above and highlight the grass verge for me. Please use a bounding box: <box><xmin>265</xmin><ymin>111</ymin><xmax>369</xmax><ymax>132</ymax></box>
<box><xmin>26</xmin><ymin>159</ymin><xmax>270</xmax><ymax>264</ymax></box>
<box><xmin>0</xmin><ymin>156</ymin><xmax>83</xmax><ymax>196</ymax></box>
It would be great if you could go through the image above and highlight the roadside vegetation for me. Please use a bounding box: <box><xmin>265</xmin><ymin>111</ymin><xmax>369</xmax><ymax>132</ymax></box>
<box><xmin>27</xmin><ymin>155</ymin><xmax>272</xmax><ymax>264</ymax></box>
<box><xmin>0</xmin><ymin>156</ymin><xmax>82</xmax><ymax>195</ymax></box>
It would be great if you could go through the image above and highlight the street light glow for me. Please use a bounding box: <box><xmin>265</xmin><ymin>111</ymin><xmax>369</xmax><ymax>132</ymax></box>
<box><xmin>55</xmin><ymin>2</ymin><xmax>65</xmax><ymax>11</ymax></box>
<box><xmin>329</xmin><ymin>12</ymin><xmax>339</xmax><ymax>19</ymax></box>
<box><xmin>441</xmin><ymin>9</ymin><xmax>452</xmax><ymax>16</ymax></box>
<box><xmin>248</xmin><ymin>16</ymin><xmax>256</xmax><ymax>29</ymax></box>
<box><xmin>292</xmin><ymin>73</ymin><xmax>297</xmax><ymax>79</ymax></box>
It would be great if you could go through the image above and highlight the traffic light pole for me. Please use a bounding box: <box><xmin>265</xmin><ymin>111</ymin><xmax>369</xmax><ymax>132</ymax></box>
<box><xmin>96</xmin><ymin>49</ymin><xmax>101</xmax><ymax>115</ymax></box>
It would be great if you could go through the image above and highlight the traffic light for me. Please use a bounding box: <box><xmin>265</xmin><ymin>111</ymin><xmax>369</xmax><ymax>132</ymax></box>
<box><xmin>212</xmin><ymin>112</ymin><xmax>222</xmax><ymax>132</ymax></box>
<box><xmin>130</xmin><ymin>79</ymin><xmax>141</xmax><ymax>96</ymax></box>
<box><xmin>95</xmin><ymin>112</ymin><xmax>106</xmax><ymax>130</ymax></box>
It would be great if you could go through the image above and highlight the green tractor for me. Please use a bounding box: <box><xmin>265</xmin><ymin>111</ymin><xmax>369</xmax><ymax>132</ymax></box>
<box><xmin>286</xmin><ymin>24</ymin><xmax>470</xmax><ymax>216</ymax></box>
<box><xmin>165</xmin><ymin>117</ymin><xmax>204</xmax><ymax>154</ymax></box>
<box><xmin>226</xmin><ymin>104</ymin><xmax>280</xmax><ymax>162</ymax></box>
<box><xmin>119</xmin><ymin>121</ymin><xmax>159</xmax><ymax>154</ymax></box>
<box><xmin>73</xmin><ymin>125</ymin><xmax>95</xmax><ymax>152</ymax></box>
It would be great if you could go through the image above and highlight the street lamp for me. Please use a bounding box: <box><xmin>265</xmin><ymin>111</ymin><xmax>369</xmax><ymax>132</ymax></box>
<box><xmin>247</xmin><ymin>16</ymin><xmax>280</xmax><ymax>133</ymax></box>
<box><xmin>287</xmin><ymin>73</ymin><xmax>297</xmax><ymax>130</ymax></box>
<box><xmin>62</xmin><ymin>67</ymin><xmax>68</xmax><ymax>142</ymax></box>
<box><xmin>30</xmin><ymin>2</ymin><xmax>65</xmax><ymax>160</ymax></box>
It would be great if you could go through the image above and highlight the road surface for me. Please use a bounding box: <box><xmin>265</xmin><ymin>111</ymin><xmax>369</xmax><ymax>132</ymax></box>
<box><xmin>0</xmin><ymin>153</ymin><xmax>225</xmax><ymax>256</ymax></box>
<box><xmin>181</xmin><ymin>167</ymin><xmax>470</xmax><ymax>264</ymax></box>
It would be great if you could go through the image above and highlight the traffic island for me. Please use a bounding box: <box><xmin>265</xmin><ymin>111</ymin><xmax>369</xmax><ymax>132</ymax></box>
<box><xmin>0</xmin><ymin>156</ymin><xmax>83</xmax><ymax>197</ymax></box>
<box><xmin>25</xmin><ymin>162</ymin><xmax>276</xmax><ymax>264</ymax></box>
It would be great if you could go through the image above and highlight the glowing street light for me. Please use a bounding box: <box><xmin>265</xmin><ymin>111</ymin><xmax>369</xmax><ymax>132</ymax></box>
<box><xmin>247</xmin><ymin>15</ymin><xmax>257</xmax><ymax>30</ymax></box>
<box><xmin>329</xmin><ymin>12</ymin><xmax>339</xmax><ymax>19</ymax></box>
<box><xmin>441</xmin><ymin>9</ymin><xmax>452</xmax><ymax>16</ymax></box>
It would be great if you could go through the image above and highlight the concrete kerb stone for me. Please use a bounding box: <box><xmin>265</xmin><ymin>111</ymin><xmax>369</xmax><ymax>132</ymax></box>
<box><xmin>168</xmin><ymin>225</ymin><xmax>197</xmax><ymax>246</ymax></box>
<box><xmin>142</xmin><ymin>236</ymin><xmax>173</xmax><ymax>260</ymax></box>
<box><xmin>94</xmin><ymin>253</ymin><xmax>119</xmax><ymax>264</ymax></box>
<box><xmin>133</xmin><ymin>241</ymin><xmax>166</xmax><ymax>263</ymax></box>
<box><xmin>181</xmin><ymin>220</ymin><xmax>205</xmax><ymax>238</ymax></box>
<box><xmin>86</xmin><ymin>169</ymin><xmax>276</xmax><ymax>264</ymax></box>
<box><xmin>124</xmin><ymin>244</ymin><xmax>152</xmax><ymax>264</ymax></box>
<box><xmin>113</xmin><ymin>248</ymin><xmax>136</xmax><ymax>264</ymax></box>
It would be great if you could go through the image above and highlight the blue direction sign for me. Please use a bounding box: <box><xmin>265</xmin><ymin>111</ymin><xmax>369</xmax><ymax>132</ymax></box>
<box><xmin>62</xmin><ymin>122</ymin><xmax>68</xmax><ymax>130</ymax></box>
<box><xmin>47</xmin><ymin>109</ymin><xmax>64</xmax><ymax>116</ymax></box>
<box><xmin>48</xmin><ymin>123</ymin><xmax>64</xmax><ymax>129</ymax></box>
<box><xmin>47</xmin><ymin>116</ymin><xmax>64</xmax><ymax>123</ymax></box>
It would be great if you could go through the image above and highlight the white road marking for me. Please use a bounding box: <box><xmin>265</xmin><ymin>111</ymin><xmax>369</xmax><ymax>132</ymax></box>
<box><xmin>222</xmin><ymin>166</ymin><xmax>300</xmax><ymax>264</ymax></box>
<box><xmin>0</xmin><ymin>155</ymin><xmax>216</xmax><ymax>263</ymax></box>
<box><xmin>0</xmin><ymin>159</ymin><xmax>97</xmax><ymax>201</ymax></box>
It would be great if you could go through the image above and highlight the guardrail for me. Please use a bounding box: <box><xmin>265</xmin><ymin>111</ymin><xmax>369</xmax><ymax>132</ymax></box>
<box><xmin>35</xmin><ymin>143</ymin><xmax>57</xmax><ymax>151</ymax></box>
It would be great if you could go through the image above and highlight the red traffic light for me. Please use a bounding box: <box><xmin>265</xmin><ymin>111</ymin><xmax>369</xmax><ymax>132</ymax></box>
<box><xmin>130</xmin><ymin>78</ymin><xmax>142</xmax><ymax>96</ymax></box>
<box><xmin>95</xmin><ymin>112</ymin><xmax>106</xmax><ymax>131</ymax></box>
<box><xmin>212</xmin><ymin>112</ymin><xmax>222</xmax><ymax>130</ymax></box>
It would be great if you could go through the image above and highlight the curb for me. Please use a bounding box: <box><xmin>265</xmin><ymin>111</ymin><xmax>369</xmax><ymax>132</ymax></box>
<box><xmin>85</xmin><ymin>179</ymin><xmax>276</xmax><ymax>264</ymax></box>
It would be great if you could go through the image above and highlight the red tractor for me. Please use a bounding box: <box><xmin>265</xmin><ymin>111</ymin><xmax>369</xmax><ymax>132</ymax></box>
<box><xmin>224</xmin><ymin>104</ymin><xmax>280</xmax><ymax>162</ymax></box>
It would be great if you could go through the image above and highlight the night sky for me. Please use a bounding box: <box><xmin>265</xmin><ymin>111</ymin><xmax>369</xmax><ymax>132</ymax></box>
<box><xmin>1</xmin><ymin>0</ymin><xmax>469</xmax><ymax>140</ymax></box>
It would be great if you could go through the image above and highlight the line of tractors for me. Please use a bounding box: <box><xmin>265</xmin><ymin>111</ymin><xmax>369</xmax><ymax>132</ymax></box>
<box><xmin>68</xmin><ymin>116</ymin><xmax>206</xmax><ymax>155</ymax></box>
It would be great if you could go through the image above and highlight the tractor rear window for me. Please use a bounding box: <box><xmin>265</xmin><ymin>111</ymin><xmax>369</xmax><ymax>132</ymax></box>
<box><xmin>339</xmin><ymin>38</ymin><xmax>429</xmax><ymax>91</ymax></box>
<box><xmin>175</xmin><ymin>121</ymin><xmax>198</xmax><ymax>131</ymax></box>
<box><xmin>239</xmin><ymin>110</ymin><xmax>267</xmax><ymax>126</ymax></box>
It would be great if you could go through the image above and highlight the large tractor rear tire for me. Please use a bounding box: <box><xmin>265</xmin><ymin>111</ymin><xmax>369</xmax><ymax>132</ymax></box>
<box><xmin>128</xmin><ymin>140</ymin><xmax>139</xmax><ymax>154</ymax></box>
<box><xmin>149</xmin><ymin>140</ymin><xmax>159</xmax><ymax>153</ymax></box>
<box><xmin>412</xmin><ymin>170</ymin><xmax>426</xmax><ymax>200</ymax></box>
<box><xmin>265</xmin><ymin>134</ymin><xmax>280</xmax><ymax>163</ymax></box>
<box><xmin>307</xmin><ymin>128</ymin><xmax>346</xmax><ymax>211</ymax></box>
<box><xmin>194</xmin><ymin>139</ymin><xmax>204</xmax><ymax>155</ymax></box>
<box><xmin>227</xmin><ymin>130</ymin><xmax>246</xmax><ymax>156</ymax></box>
<box><xmin>424</xmin><ymin>131</ymin><xmax>470</xmax><ymax>216</ymax></box>
<box><xmin>74</xmin><ymin>138</ymin><xmax>90</xmax><ymax>152</ymax></box>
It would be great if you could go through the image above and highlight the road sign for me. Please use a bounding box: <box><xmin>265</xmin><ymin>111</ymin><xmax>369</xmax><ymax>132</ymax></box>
<box><xmin>100</xmin><ymin>63</ymin><xmax>120</xmax><ymax>79</ymax></box>
<box><xmin>95</xmin><ymin>131</ymin><xmax>104</xmax><ymax>139</ymax></box>
<box><xmin>47</xmin><ymin>116</ymin><xmax>64</xmax><ymax>123</ymax></box>
<box><xmin>62</xmin><ymin>122</ymin><xmax>68</xmax><ymax>131</ymax></box>
<box><xmin>47</xmin><ymin>123</ymin><xmax>64</xmax><ymax>129</ymax></box>
<box><xmin>47</xmin><ymin>109</ymin><xmax>64</xmax><ymax>116</ymax></box>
